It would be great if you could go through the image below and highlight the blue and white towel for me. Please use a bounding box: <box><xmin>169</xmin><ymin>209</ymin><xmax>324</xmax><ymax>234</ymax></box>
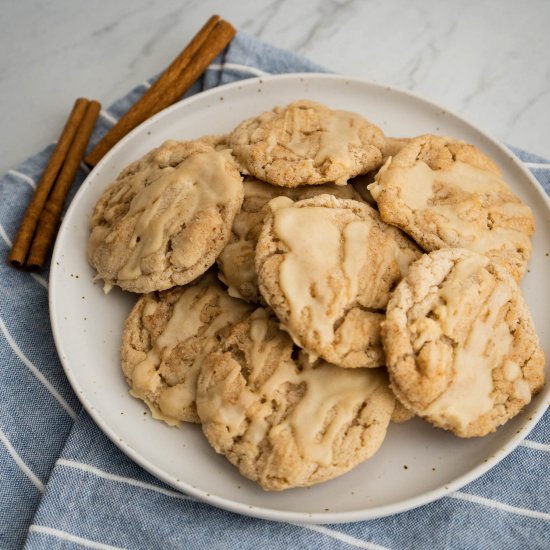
<box><xmin>1</xmin><ymin>31</ymin><xmax>549</xmax><ymax>550</ymax></box>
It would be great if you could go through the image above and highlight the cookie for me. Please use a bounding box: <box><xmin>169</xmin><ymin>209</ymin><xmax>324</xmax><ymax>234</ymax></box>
<box><xmin>383</xmin><ymin>248</ymin><xmax>545</xmax><ymax>437</ymax></box>
<box><xmin>88</xmin><ymin>139</ymin><xmax>244</xmax><ymax>293</ymax></box>
<box><xmin>368</xmin><ymin>135</ymin><xmax>535</xmax><ymax>280</ymax></box>
<box><xmin>217</xmin><ymin>177</ymin><xmax>363</xmax><ymax>302</ymax></box>
<box><xmin>256</xmin><ymin>194</ymin><xmax>421</xmax><ymax>368</ymax></box>
<box><xmin>121</xmin><ymin>273</ymin><xmax>252</xmax><ymax>425</ymax></box>
<box><xmin>391</xmin><ymin>400</ymin><xmax>414</xmax><ymax>423</ymax></box>
<box><xmin>196</xmin><ymin>309</ymin><xmax>395</xmax><ymax>490</ymax></box>
<box><xmin>350</xmin><ymin>138</ymin><xmax>411</xmax><ymax>207</ymax></box>
<box><xmin>229</xmin><ymin>100</ymin><xmax>385</xmax><ymax>187</ymax></box>
<box><xmin>201</xmin><ymin>133</ymin><xmax>232</xmax><ymax>151</ymax></box>
<box><xmin>381</xmin><ymin>137</ymin><xmax>411</xmax><ymax>160</ymax></box>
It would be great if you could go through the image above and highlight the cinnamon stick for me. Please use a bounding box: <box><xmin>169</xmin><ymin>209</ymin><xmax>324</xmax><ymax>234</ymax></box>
<box><xmin>9</xmin><ymin>98</ymin><xmax>89</xmax><ymax>267</ymax></box>
<box><xmin>26</xmin><ymin>100</ymin><xmax>101</xmax><ymax>270</ymax></box>
<box><xmin>85</xmin><ymin>16</ymin><xmax>236</xmax><ymax>167</ymax></box>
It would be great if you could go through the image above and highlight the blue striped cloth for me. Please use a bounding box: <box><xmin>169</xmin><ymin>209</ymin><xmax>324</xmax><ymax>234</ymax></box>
<box><xmin>0</xmin><ymin>31</ymin><xmax>549</xmax><ymax>550</ymax></box>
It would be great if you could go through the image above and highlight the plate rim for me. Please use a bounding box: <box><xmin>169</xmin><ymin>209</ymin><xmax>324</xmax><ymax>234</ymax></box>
<box><xmin>49</xmin><ymin>72</ymin><xmax>550</xmax><ymax>524</ymax></box>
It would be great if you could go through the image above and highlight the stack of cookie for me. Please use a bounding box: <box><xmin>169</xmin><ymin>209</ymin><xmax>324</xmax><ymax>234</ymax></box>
<box><xmin>87</xmin><ymin>100</ymin><xmax>545</xmax><ymax>491</ymax></box>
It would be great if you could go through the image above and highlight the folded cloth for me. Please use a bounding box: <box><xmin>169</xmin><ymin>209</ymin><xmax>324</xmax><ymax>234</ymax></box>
<box><xmin>0</xmin><ymin>31</ymin><xmax>548</xmax><ymax>550</ymax></box>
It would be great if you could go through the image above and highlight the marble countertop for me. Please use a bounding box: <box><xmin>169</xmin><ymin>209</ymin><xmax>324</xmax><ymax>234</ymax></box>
<box><xmin>1</xmin><ymin>0</ymin><xmax>549</xmax><ymax>177</ymax></box>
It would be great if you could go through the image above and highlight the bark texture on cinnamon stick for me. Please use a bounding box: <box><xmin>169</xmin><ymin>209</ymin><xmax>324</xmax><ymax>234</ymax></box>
<box><xmin>26</xmin><ymin>100</ymin><xmax>101</xmax><ymax>271</ymax></box>
<box><xmin>8</xmin><ymin>98</ymin><xmax>89</xmax><ymax>267</ymax></box>
<box><xmin>85</xmin><ymin>16</ymin><xmax>236</xmax><ymax>167</ymax></box>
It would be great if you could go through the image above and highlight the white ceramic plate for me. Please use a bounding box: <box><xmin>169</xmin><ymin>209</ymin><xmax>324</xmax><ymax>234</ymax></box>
<box><xmin>50</xmin><ymin>74</ymin><xmax>550</xmax><ymax>524</ymax></box>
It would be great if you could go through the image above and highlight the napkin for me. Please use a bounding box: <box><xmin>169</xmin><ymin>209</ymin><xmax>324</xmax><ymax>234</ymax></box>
<box><xmin>0</xmin><ymin>31</ymin><xmax>549</xmax><ymax>550</ymax></box>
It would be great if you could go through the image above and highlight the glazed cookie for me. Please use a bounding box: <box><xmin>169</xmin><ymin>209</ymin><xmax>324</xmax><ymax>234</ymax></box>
<box><xmin>229</xmin><ymin>100</ymin><xmax>385</xmax><ymax>187</ymax></box>
<box><xmin>383</xmin><ymin>248</ymin><xmax>545</xmax><ymax>438</ymax></box>
<box><xmin>88</xmin><ymin>139</ymin><xmax>244</xmax><ymax>293</ymax></box>
<box><xmin>121</xmin><ymin>273</ymin><xmax>252</xmax><ymax>425</ymax></box>
<box><xmin>217</xmin><ymin>177</ymin><xmax>363</xmax><ymax>302</ymax></box>
<box><xmin>368</xmin><ymin>135</ymin><xmax>535</xmax><ymax>281</ymax></box>
<box><xmin>196</xmin><ymin>309</ymin><xmax>395</xmax><ymax>490</ymax></box>
<box><xmin>255</xmin><ymin>194</ymin><xmax>422</xmax><ymax>368</ymax></box>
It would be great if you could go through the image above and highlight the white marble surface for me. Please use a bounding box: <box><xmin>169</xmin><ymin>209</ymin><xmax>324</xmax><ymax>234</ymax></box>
<box><xmin>1</xmin><ymin>0</ymin><xmax>549</xmax><ymax>176</ymax></box>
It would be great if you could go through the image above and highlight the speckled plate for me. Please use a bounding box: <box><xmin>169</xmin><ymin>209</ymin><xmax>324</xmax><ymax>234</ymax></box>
<box><xmin>49</xmin><ymin>73</ymin><xmax>550</xmax><ymax>524</ymax></box>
